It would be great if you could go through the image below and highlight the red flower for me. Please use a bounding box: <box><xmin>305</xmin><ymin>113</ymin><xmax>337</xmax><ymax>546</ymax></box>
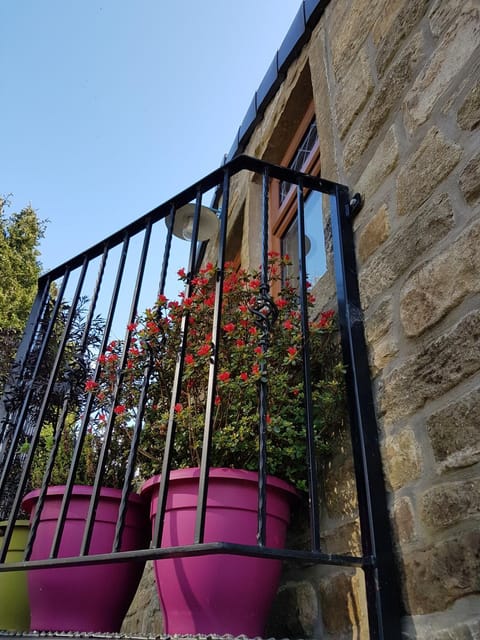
<box><xmin>146</xmin><ymin>321</ymin><xmax>160</xmax><ymax>334</ymax></box>
<box><xmin>85</xmin><ymin>380</ymin><xmax>98</xmax><ymax>392</ymax></box>
<box><xmin>177</xmin><ymin>267</ymin><xmax>186</xmax><ymax>278</ymax></box>
<box><xmin>215</xmin><ymin>395</ymin><xmax>221</xmax><ymax>406</ymax></box>
<box><xmin>287</xmin><ymin>347</ymin><xmax>297</xmax><ymax>359</ymax></box>
<box><xmin>185</xmin><ymin>353</ymin><xmax>194</xmax><ymax>365</ymax></box>
<box><xmin>249</xmin><ymin>278</ymin><xmax>261</xmax><ymax>289</ymax></box>
<box><xmin>218</xmin><ymin>371</ymin><xmax>231</xmax><ymax>382</ymax></box>
<box><xmin>223</xmin><ymin>322</ymin><xmax>235</xmax><ymax>333</ymax></box>
<box><xmin>127</xmin><ymin>322</ymin><xmax>138</xmax><ymax>332</ymax></box>
<box><xmin>236</xmin><ymin>338</ymin><xmax>245</xmax><ymax>347</ymax></box>
<box><xmin>198</xmin><ymin>344</ymin><xmax>210</xmax><ymax>356</ymax></box>
<box><xmin>249</xmin><ymin>326</ymin><xmax>257</xmax><ymax>335</ymax></box>
<box><xmin>114</xmin><ymin>405</ymin><xmax>126</xmax><ymax>415</ymax></box>
<box><xmin>318</xmin><ymin>309</ymin><xmax>335</xmax><ymax>327</ymax></box>
<box><xmin>276</xmin><ymin>298</ymin><xmax>288</xmax><ymax>309</ymax></box>
<box><xmin>240</xmin><ymin>372</ymin><xmax>248</xmax><ymax>381</ymax></box>
<box><xmin>174</xmin><ymin>403</ymin><xmax>183</xmax><ymax>413</ymax></box>
<box><xmin>254</xmin><ymin>346</ymin><xmax>263</xmax><ymax>355</ymax></box>
<box><xmin>283</xmin><ymin>319</ymin><xmax>294</xmax><ymax>330</ymax></box>
<box><xmin>200</xmin><ymin>262</ymin><xmax>214</xmax><ymax>274</ymax></box>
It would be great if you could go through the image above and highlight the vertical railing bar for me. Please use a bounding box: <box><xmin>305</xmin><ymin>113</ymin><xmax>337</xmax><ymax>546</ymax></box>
<box><xmin>24</xmin><ymin>388</ymin><xmax>74</xmax><ymax>560</ymax></box>
<box><xmin>49</xmin><ymin>238</ymin><xmax>129</xmax><ymax>559</ymax></box>
<box><xmin>157</xmin><ymin>203</ymin><xmax>175</xmax><ymax>298</ymax></box>
<box><xmin>78</xmin><ymin>244</ymin><xmax>109</xmax><ymax>354</ymax></box>
<box><xmin>0</xmin><ymin>280</ymin><xmax>51</xmax><ymax>554</ymax></box>
<box><xmin>112</xmin><ymin>218</ymin><xmax>154</xmax><ymax>552</ymax></box>
<box><xmin>256</xmin><ymin>167</ymin><xmax>271</xmax><ymax>547</ymax></box>
<box><xmin>0</xmin><ymin>279</ymin><xmax>50</xmax><ymax>483</ymax></box>
<box><xmin>32</xmin><ymin>246</ymin><xmax>110</xmax><ymax>534</ymax></box>
<box><xmin>194</xmin><ymin>168</ymin><xmax>230</xmax><ymax>544</ymax></box>
<box><xmin>0</xmin><ymin>271</ymin><xmax>71</xmax><ymax>563</ymax></box>
<box><xmin>152</xmin><ymin>192</ymin><xmax>202</xmax><ymax>548</ymax></box>
<box><xmin>16</xmin><ymin>259</ymin><xmax>89</xmax><ymax>561</ymax></box>
<box><xmin>82</xmin><ymin>221</ymin><xmax>153</xmax><ymax>556</ymax></box>
<box><xmin>0</xmin><ymin>281</ymin><xmax>50</xmax><ymax>438</ymax></box>
<box><xmin>330</xmin><ymin>187</ymin><xmax>401</xmax><ymax>640</ymax></box>
<box><xmin>116</xmin><ymin>208</ymin><xmax>175</xmax><ymax>550</ymax></box>
<box><xmin>296</xmin><ymin>181</ymin><xmax>321</xmax><ymax>551</ymax></box>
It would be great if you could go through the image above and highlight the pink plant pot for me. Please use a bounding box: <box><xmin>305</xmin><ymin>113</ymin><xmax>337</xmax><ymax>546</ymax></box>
<box><xmin>141</xmin><ymin>467</ymin><xmax>298</xmax><ymax>637</ymax></box>
<box><xmin>22</xmin><ymin>485</ymin><xmax>149</xmax><ymax>633</ymax></box>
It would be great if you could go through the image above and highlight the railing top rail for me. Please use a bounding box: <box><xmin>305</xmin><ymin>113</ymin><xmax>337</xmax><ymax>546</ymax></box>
<box><xmin>38</xmin><ymin>155</ymin><xmax>348</xmax><ymax>285</ymax></box>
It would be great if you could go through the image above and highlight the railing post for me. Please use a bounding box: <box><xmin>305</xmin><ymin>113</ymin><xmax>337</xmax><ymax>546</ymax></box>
<box><xmin>330</xmin><ymin>185</ymin><xmax>402</xmax><ymax>640</ymax></box>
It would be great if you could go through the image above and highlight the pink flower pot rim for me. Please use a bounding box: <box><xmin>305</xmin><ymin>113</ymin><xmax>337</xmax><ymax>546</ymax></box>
<box><xmin>140</xmin><ymin>466</ymin><xmax>299</xmax><ymax>499</ymax></box>
<box><xmin>22</xmin><ymin>484</ymin><xmax>146</xmax><ymax>514</ymax></box>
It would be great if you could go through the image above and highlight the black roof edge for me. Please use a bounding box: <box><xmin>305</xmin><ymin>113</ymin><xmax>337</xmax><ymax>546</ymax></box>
<box><xmin>225</xmin><ymin>0</ymin><xmax>330</xmax><ymax>163</ymax></box>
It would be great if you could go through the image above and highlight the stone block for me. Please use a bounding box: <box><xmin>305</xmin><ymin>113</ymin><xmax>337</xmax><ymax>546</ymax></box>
<box><xmin>365</xmin><ymin>296</ymin><xmax>394</xmax><ymax>344</ymax></box>
<box><xmin>335</xmin><ymin>48</ymin><xmax>374</xmax><ymax>139</ymax></box>
<box><xmin>469</xmin><ymin>619</ymin><xmax>480</xmax><ymax>638</ymax></box>
<box><xmin>329</xmin><ymin>0</ymin><xmax>383</xmax><ymax>81</ymax></box>
<box><xmin>317</xmin><ymin>569</ymin><xmax>368</xmax><ymax>636</ymax></box>
<box><xmin>380</xmin><ymin>310</ymin><xmax>480</xmax><ymax>422</ymax></box>
<box><xmin>404</xmin><ymin>5</ymin><xmax>480</xmax><ymax>132</ymax></box>
<box><xmin>357</xmin><ymin>203</ymin><xmax>390</xmax><ymax>264</ymax></box>
<box><xmin>427</xmin><ymin>386</ymin><xmax>480</xmax><ymax>471</ymax></box>
<box><xmin>429</xmin><ymin>0</ymin><xmax>478</xmax><ymax>38</ymax></box>
<box><xmin>397</xmin><ymin>127</ymin><xmax>462</xmax><ymax>217</ymax></box>
<box><xmin>432</xmin><ymin>624</ymin><xmax>477</xmax><ymax>640</ymax></box>
<box><xmin>323</xmin><ymin>455</ymin><xmax>358</xmax><ymax>519</ymax></box>
<box><xmin>355</xmin><ymin>125</ymin><xmax>399</xmax><ymax>200</ymax></box>
<box><xmin>321</xmin><ymin>519</ymin><xmax>362</xmax><ymax>555</ymax></box>
<box><xmin>359</xmin><ymin>193</ymin><xmax>454</xmax><ymax>308</ymax></box>
<box><xmin>370</xmin><ymin>334</ymin><xmax>399</xmax><ymax>377</ymax></box>
<box><xmin>392</xmin><ymin>496</ymin><xmax>416</xmax><ymax>545</ymax></box>
<box><xmin>460</xmin><ymin>153</ymin><xmax>480</xmax><ymax>204</ymax></box>
<box><xmin>121</xmin><ymin>562</ymin><xmax>163</xmax><ymax>635</ymax></box>
<box><xmin>382</xmin><ymin>428</ymin><xmax>423</xmax><ymax>491</ymax></box>
<box><xmin>458</xmin><ymin>81</ymin><xmax>480</xmax><ymax>131</ymax></box>
<box><xmin>402</xmin><ymin>531</ymin><xmax>480</xmax><ymax>615</ymax></box>
<box><xmin>266</xmin><ymin>581</ymin><xmax>318</xmax><ymax>638</ymax></box>
<box><xmin>400</xmin><ymin>221</ymin><xmax>480</xmax><ymax>337</ymax></box>
<box><xmin>344</xmin><ymin>33</ymin><xmax>423</xmax><ymax>172</ymax></box>
<box><xmin>374</xmin><ymin>0</ymin><xmax>430</xmax><ymax>77</ymax></box>
<box><xmin>421</xmin><ymin>479</ymin><xmax>480</xmax><ymax>530</ymax></box>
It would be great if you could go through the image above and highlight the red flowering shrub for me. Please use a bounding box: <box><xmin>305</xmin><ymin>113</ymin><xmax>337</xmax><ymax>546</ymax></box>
<box><xmin>91</xmin><ymin>254</ymin><xmax>346</xmax><ymax>490</ymax></box>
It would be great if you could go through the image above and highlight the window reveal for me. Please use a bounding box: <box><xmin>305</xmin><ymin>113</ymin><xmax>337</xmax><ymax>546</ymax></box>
<box><xmin>270</xmin><ymin>103</ymin><xmax>325</xmax><ymax>287</ymax></box>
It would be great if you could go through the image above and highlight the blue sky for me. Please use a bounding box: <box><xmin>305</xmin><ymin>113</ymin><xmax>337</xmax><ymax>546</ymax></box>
<box><xmin>1</xmin><ymin>1</ymin><xmax>300</xmax><ymax>274</ymax></box>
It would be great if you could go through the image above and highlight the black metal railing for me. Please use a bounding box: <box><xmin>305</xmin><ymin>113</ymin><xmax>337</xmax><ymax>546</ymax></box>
<box><xmin>0</xmin><ymin>155</ymin><xmax>401</xmax><ymax>639</ymax></box>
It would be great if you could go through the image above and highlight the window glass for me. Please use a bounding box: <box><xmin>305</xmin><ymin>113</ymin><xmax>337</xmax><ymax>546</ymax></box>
<box><xmin>281</xmin><ymin>189</ymin><xmax>326</xmax><ymax>286</ymax></box>
<box><xmin>279</xmin><ymin>119</ymin><xmax>318</xmax><ymax>205</ymax></box>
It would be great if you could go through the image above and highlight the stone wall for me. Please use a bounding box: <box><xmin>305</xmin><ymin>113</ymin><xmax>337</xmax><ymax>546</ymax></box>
<box><xmin>123</xmin><ymin>1</ymin><xmax>480</xmax><ymax>637</ymax></box>
<box><xmin>243</xmin><ymin>0</ymin><xmax>479</xmax><ymax>637</ymax></box>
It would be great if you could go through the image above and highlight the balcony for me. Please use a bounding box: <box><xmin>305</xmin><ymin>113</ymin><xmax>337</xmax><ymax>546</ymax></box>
<box><xmin>0</xmin><ymin>155</ymin><xmax>399</xmax><ymax>639</ymax></box>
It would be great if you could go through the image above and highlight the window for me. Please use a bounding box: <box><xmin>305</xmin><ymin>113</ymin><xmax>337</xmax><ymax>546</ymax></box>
<box><xmin>270</xmin><ymin>102</ymin><xmax>325</xmax><ymax>287</ymax></box>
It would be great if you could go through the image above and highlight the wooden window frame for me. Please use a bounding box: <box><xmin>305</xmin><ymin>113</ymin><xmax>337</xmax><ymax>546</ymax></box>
<box><xmin>269</xmin><ymin>101</ymin><xmax>320</xmax><ymax>258</ymax></box>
